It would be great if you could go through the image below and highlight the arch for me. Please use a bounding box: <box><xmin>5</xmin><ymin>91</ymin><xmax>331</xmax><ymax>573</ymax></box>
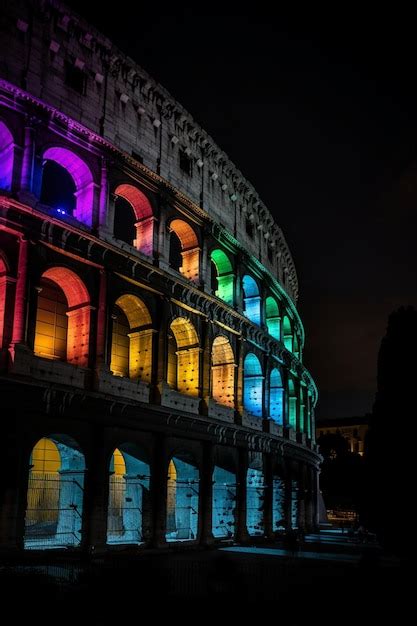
<box><xmin>110</xmin><ymin>294</ymin><xmax>153</xmax><ymax>380</ymax></box>
<box><xmin>282</xmin><ymin>315</ymin><xmax>293</xmax><ymax>352</ymax></box>
<box><xmin>242</xmin><ymin>275</ymin><xmax>261</xmax><ymax>325</ymax></box>
<box><xmin>114</xmin><ymin>184</ymin><xmax>154</xmax><ymax>256</ymax></box>
<box><xmin>287</xmin><ymin>377</ymin><xmax>297</xmax><ymax>429</ymax></box>
<box><xmin>293</xmin><ymin>332</ymin><xmax>300</xmax><ymax>359</ymax></box>
<box><xmin>269</xmin><ymin>368</ymin><xmax>284</xmax><ymax>425</ymax></box>
<box><xmin>42</xmin><ymin>147</ymin><xmax>94</xmax><ymax>226</ymax></box>
<box><xmin>210</xmin><ymin>249</ymin><xmax>234</xmax><ymax>305</ymax></box>
<box><xmin>265</xmin><ymin>296</ymin><xmax>280</xmax><ymax>340</ymax></box>
<box><xmin>243</xmin><ymin>353</ymin><xmax>263</xmax><ymax>418</ymax></box>
<box><xmin>24</xmin><ymin>435</ymin><xmax>85</xmax><ymax>549</ymax></box>
<box><xmin>169</xmin><ymin>219</ymin><xmax>200</xmax><ymax>282</ymax></box>
<box><xmin>166</xmin><ymin>452</ymin><xmax>199</xmax><ymax>542</ymax></box>
<box><xmin>168</xmin><ymin>317</ymin><xmax>199</xmax><ymax>396</ymax></box>
<box><xmin>211</xmin><ymin>335</ymin><xmax>235</xmax><ymax>408</ymax></box>
<box><xmin>0</xmin><ymin>121</ymin><xmax>14</xmax><ymax>190</ymax></box>
<box><xmin>247</xmin><ymin>452</ymin><xmax>265</xmax><ymax>536</ymax></box>
<box><xmin>107</xmin><ymin>443</ymin><xmax>151</xmax><ymax>545</ymax></box>
<box><xmin>34</xmin><ymin>268</ymin><xmax>90</xmax><ymax>367</ymax></box>
<box><xmin>212</xmin><ymin>464</ymin><xmax>236</xmax><ymax>538</ymax></box>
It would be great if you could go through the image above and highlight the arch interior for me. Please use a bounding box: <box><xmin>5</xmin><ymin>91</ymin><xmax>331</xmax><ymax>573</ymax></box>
<box><xmin>166</xmin><ymin>456</ymin><xmax>199</xmax><ymax>542</ymax></box>
<box><xmin>212</xmin><ymin>465</ymin><xmax>236</xmax><ymax>538</ymax></box>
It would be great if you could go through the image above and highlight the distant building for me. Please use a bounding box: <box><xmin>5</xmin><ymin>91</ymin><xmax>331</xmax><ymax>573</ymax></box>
<box><xmin>316</xmin><ymin>415</ymin><xmax>370</xmax><ymax>457</ymax></box>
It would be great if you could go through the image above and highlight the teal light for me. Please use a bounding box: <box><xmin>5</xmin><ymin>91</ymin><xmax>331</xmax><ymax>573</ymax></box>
<box><xmin>266</xmin><ymin>296</ymin><xmax>280</xmax><ymax>340</ymax></box>
<box><xmin>210</xmin><ymin>249</ymin><xmax>234</xmax><ymax>306</ymax></box>
<box><xmin>244</xmin><ymin>352</ymin><xmax>263</xmax><ymax>417</ymax></box>
<box><xmin>242</xmin><ymin>275</ymin><xmax>261</xmax><ymax>326</ymax></box>
<box><xmin>288</xmin><ymin>378</ymin><xmax>296</xmax><ymax>428</ymax></box>
<box><xmin>282</xmin><ymin>315</ymin><xmax>293</xmax><ymax>352</ymax></box>
<box><xmin>269</xmin><ymin>368</ymin><xmax>284</xmax><ymax>425</ymax></box>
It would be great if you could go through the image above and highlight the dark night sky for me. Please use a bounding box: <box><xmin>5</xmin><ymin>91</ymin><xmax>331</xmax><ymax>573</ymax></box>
<box><xmin>67</xmin><ymin>2</ymin><xmax>417</xmax><ymax>419</ymax></box>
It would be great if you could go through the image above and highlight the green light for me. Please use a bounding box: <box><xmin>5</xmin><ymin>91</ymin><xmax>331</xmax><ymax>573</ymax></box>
<box><xmin>210</xmin><ymin>249</ymin><xmax>234</xmax><ymax>306</ymax></box>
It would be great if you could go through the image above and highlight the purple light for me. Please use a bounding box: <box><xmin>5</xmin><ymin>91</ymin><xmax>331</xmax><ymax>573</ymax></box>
<box><xmin>0</xmin><ymin>121</ymin><xmax>14</xmax><ymax>191</ymax></box>
<box><xmin>43</xmin><ymin>147</ymin><xmax>94</xmax><ymax>226</ymax></box>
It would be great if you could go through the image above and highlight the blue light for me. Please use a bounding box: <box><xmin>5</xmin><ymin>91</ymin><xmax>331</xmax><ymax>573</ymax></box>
<box><xmin>56</xmin><ymin>208</ymin><xmax>67</xmax><ymax>215</ymax></box>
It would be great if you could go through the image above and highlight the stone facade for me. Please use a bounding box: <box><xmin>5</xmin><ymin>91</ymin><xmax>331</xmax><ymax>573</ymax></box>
<box><xmin>0</xmin><ymin>0</ymin><xmax>320</xmax><ymax>555</ymax></box>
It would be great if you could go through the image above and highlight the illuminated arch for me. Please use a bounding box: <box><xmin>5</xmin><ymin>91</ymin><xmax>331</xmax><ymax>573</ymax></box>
<box><xmin>110</xmin><ymin>294</ymin><xmax>153</xmax><ymax>381</ymax></box>
<box><xmin>287</xmin><ymin>376</ymin><xmax>297</xmax><ymax>429</ymax></box>
<box><xmin>114</xmin><ymin>184</ymin><xmax>154</xmax><ymax>256</ymax></box>
<box><xmin>243</xmin><ymin>352</ymin><xmax>263</xmax><ymax>417</ymax></box>
<box><xmin>293</xmin><ymin>332</ymin><xmax>300</xmax><ymax>359</ymax></box>
<box><xmin>34</xmin><ymin>267</ymin><xmax>90</xmax><ymax>367</ymax></box>
<box><xmin>242</xmin><ymin>275</ymin><xmax>261</xmax><ymax>325</ymax></box>
<box><xmin>42</xmin><ymin>147</ymin><xmax>94</xmax><ymax>226</ymax></box>
<box><xmin>166</xmin><ymin>452</ymin><xmax>199</xmax><ymax>542</ymax></box>
<box><xmin>211</xmin><ymin>335</ymin><xmax>235</xmax><ymax>408</ymax></box>
<box><xmin>269</xmin><ymin>368</ymin><xmax>284</xmax><ymax>425</ymax></box>
<box><xmin>168</xmin><ymin>317</ymin><xmax>199</xmax><ymax>396</ymax></box>
<box><xmin>107</xmin><ymin>444</ymin><xmax>150</xmax><ymax>545</ymax></box>
<box><xmin>210</xmin><ymin>249</ymin><xmax>234</xmax><ymax>305</ymax></box>
<box><xmin>282</xmin><ymin>315</ymin><xmax>293</xmax><ymax>352</ymax></box>
<box><xmin>169</xmin><ymin>219</ymin><xmax>200</xmax><ymax>282</ymax></box>
<box><xmin>265</xmin><ymin>296</ymin><xmax>280</xmax><ymax>340</ymax></box>
<box><xmin>24</xmin><ymin>435</ymin><xmax>85</xmax><ymax>549</ymax></box>
<box><xmin>0</xmin><ymin>121</ymin><xmax>14</xmax><ymax>190</ymax></box>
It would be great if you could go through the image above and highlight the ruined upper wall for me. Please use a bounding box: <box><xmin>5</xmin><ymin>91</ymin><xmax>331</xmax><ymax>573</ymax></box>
<box><xmin>0</xmin><ymin>0</ymin><xmax>299</xmax><ymax>302</ymax></box>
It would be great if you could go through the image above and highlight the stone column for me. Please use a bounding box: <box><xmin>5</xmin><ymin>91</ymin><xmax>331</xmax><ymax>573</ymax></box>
<box><xmin>263</xmin><ymin>453</ymin><xmax>274</xmax><ymax>539</ymax></box>
<box><xmin>0</xmin><ymin>274</ymin><xmax>16</xmax><ymax>368</ymax></box>
<box><xmin>149</xmin><ymin>433</ymin><xmax>168</xmax><ymax>548</ymax></box>
<box><xmin>0</xmin><ymin>430</ymin><xmax>26</xmax><ymax>550</ymax></box>
<box><xmin>9</xmin><ymin>237</ymin><xmax>28</xmax><ymax>360</ymax></box>
<box><xmin>20</xmin><ymin>124</ymin><xmax>35</xmax><ymax>193</ymax></box>
<box><xmin>95</xmin><ymin>270</ymin><xmax>107</xmax><ymax>367</ymax></box>
<box><xmin>82</xmin><ymin>437</ymin><xmax>109</xmax><ymax>554</ymax></box>
<box><xmin>98</xmin><ymin>158</ymin><xmax>108</xmax><ymax>234</ymax></box>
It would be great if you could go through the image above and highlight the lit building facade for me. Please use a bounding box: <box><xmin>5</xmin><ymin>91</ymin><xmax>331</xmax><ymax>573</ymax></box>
<box><xmin>0</xmin><ymin>0</ymin><xmax>319</xmax><ymax>553</ymax></box>
<box><xmin>316</xmin><ymin>416</ymin><xmax>369</xmax><ymax>457</ymax></box>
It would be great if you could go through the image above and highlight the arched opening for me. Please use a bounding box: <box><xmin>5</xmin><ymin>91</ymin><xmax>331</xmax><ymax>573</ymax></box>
<box><xmin>243</xmin><ymin>353</ymin><xmax>263</xmax><ymax>417</ymax></box>
<box><xmin>169</xmin><ymin>219</ymin><xmax>200</xmax><ymax>282</ymax></box>
<box><xmin>114</xmin><ymin>184</ymin><xmax>154</xmax><ymax>256</ymax></box>
<box><xmin>299</xmin><ymin>384</ymin><xmax>307</xmax><ymax>433</ymax></box>
<box><xmin>168</xmin><ymin>317</ymin><xmax>199</xmax><ymax>396</ymax></box>
<box><xmin>40</xmin><ymin>161</ymin><xmax>76</xmax><ymax>215</ymax></box>
<box><xmin>211</xmin><ymin>335</ymin><xmax>235</xmax><ymax>408</ymax></box>
<box><xmin>293</xmin><ymin>332</ymin><xmax>300</xmax><ymax>359</ymax></box>
<box><xmin>210</xmin><ymin>249</ymin><xmax>234</xmax><ymax>305</ymax></box>
<box><xmin>282</xmin><ymin>315</ymin><xmax>293</xmax><ymax>352</ymax></box>
<box><xmin>110</xmin><ymin>294</ymin><xmax>153</xmax><ymax>381</ymax></box>
<box><xmin>272</xmin><ymin>470</ymin><xmax>286</xmax><ymax>532</ymax></box>
<box><xmin>34</xmin><ymin>268</ymin><xmax>90</xmax><ymax>367</ymax></box>
<box><xmin>242</xmin><ymin>275</ymin><xmax>261</xmax><ymax>325</ymax></box>
<box><xmin>265</xmin><ymin>296</ymin><xmax>280</xmax><ymax>340</ymax></box>
<box><xmin>269</xmin><ymin>368</ymin><xmax>284</xmax><ymax>425</ymax></box>
<box><xmin>41</xmin><ymin>147</ymin><xmax>94</xmax><ymax>226</ymax></box>
<box><xmin>0</xmin><ymin>121</ymin><xmax>14</xmax><ymax>190</ymax></box>
<box><xmin>212</xmin><ymin>453</ymin><xmax>236</xmax><ymax>539</ymax></box>
<box><xmin>166</xmin><ymin>453</ymin><xmax>199</xmax><ymax>542</ymax></box>
<box><xmin>246</xmin><ymin>453</ymin><xmax>265</xmax><ymax>536</ymax></box>
<box><xmin>287</xmin><ymin>377</ymin><xmax>297</xmax><ymax>429</ymax></box>
<box><xmin>107</xmin><ymin>444</ymin><xmax>151</xmax><ymax>545</ymax></box>
<box><xmin>24</xmin><ymin>436</ymin><xmax>85</xmax><ymax>549</ymax></box>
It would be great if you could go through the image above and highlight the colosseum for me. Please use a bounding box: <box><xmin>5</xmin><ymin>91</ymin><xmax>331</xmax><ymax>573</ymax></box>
<box><xmin>0</xmin><ymin>0</ymin><xmax>319</xmax><ymax>555</ymax></box>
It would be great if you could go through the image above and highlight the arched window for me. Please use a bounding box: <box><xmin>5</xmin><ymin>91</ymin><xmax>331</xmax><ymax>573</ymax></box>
<box><xmin>169</xmin><ymin>219</ymin><xmax>200</xmax><ymax>282</ymax></box>
<box><xmin>269</xmin><ymin>368</ymin><xmax>284</xmax><ymax>425</ymax></box>
<box><xmin>212</xmin><ymin>460</ymin><xmax>236</xmax><ymax>539</ymax></box>
<box><xmin>24</xmin><ymin>436</ymin><xmax>85</xmax><ymax>549</ymax></box>
<box><xmin>210</xmin><ymin>249</ymin><xmax>234</xmax><ymax>305</ymax></box>
<box><xmin>113</xmin><ymin>184</ymin><xmax>154</xmax><ymax>256</ymax></box>
<box><xmin>110</xmin><ymin>294</ymin><xmax>152</xmax><ymax>381</ymax></box>
<box><xmin>107</xmin><ymin>444</ymin><xmax>150</xmax><ymax>545</ymax></box>
<box><xmin>211</xmin><ymin>335</ymin><xmax>235</xmax><ymax>408</ymax></box>
<box><xmin>293</xmin><ymin>332</ymin><xmax>300</xmax><ymax>359</ymax></box>
<box><xmin>166</xmin><ymin>453</ymin><xmax>199</xmax><ymax>542</ymax></box>
<box><xmin>40</xmin><ymin>161</ymin><xmax>76</xmax><ymax>215</ymax></box>
<box><xmin>41</xmin><ymin>147</ymin><xmax>94</xmax><ymax>226</ymax></box>
<box><xmin>287</xmin><ymin>377</ymin><xmax>297</xmax><ymax>429</ymax></box>
<box><xmin>242</xmin><ymin>275</ymin><xmax>261</xmax><ymax>325</ymax></box>
<box><xmin>34</xmin><ymin>267</ymin><xmax>90</xmax><ymax>367</ymax></box>
<box><xmin>282</xmin><ymin>315</ymin><xmax>293</xmax><ymax>352</ymax></box>
<box><xmin>265</xmin><ymin>296</ymin><xmax>280</xmax><ymax>340</ymax></box>
<box><xmin>243</xmin><ymin>353</ymin><xmax>263</xmax><ymax>417</ymax></box>
<box><xmin>0</xmin><ymin>121</ymin><xmax>14</xmax><ymax>190</ymax></box>
<box><xmin>246</xmin><ymin>453</ymin><xmax>265</xmax><ymax>536</ymax></box>
<box><xmin>168</xmin><ymin>317</ymin><xmax>199</xmax><ymax>396</ymax></box>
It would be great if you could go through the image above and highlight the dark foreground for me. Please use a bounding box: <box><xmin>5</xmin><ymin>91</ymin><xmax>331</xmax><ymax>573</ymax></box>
<box><xmin>0</xmin><ymin>531</ymin><xmax>411</xmax><ymax>622</ymax></box>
